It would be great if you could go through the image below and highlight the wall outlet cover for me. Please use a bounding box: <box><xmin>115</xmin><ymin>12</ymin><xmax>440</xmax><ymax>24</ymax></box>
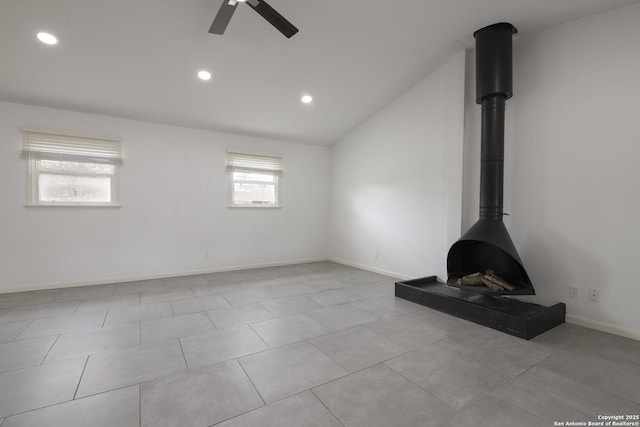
<box><xmin>569</xmin><ymin>285</ymin><xmax>579</xmax><ymax>299</ymax></box>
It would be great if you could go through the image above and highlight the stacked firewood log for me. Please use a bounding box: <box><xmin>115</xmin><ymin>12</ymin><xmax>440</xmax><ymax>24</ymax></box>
<box><xmin>457</xmin><ymin>270</ymin><xmax>515</xmax><ymax>292</ymax></box>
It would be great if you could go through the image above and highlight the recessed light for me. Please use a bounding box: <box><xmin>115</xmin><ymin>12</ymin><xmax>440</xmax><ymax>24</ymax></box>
<box><xmin>301</xmin><ymin>95</ymin><xmax>313</xmax><ymax>104</ymax></box>
<box><xmin>37</xmin><ymin>32</ymin><xmax>58</xmax><ymax>45</ymax></box>
<box><xmin>198</xmin><ymin>70</ymin><xmax>212</xmax><ymax>81</ymax></box>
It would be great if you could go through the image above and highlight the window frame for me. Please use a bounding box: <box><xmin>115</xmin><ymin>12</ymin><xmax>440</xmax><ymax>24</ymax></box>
<box><xmin>227</xmin><ymin>152</ymin><xmax>282</xmax><ymax>209</ymax></box>
<box><xmin>22</xmin><ymin>128</ymin><xmax>122</xmax><ymax>207</ymax></box>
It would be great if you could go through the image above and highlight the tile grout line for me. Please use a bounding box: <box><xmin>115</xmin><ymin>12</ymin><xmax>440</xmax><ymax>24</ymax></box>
<box><xmin>138</xmin><ymin>383</ymin><xmax>142</xmax><ymax>427</ymax></box>
<box><xmin>207</xmin><ymin>410</ymin><xmax>255</xmax><ymax>426</ymax></box>
<box><xmin>247</xmin><ymin>323</ymin><xmax>272</xmax><ymax>350</ymax></box>
<box><xmin>530</xmin><ymin>361</ymin><xmax>640</xmax><ymax>408</ymax></box>
<box><xmin>72</xmin><ymin>355</ymin><xmax>90</xmax><ymax>400</ymax></box>
<box><xmin>101</xmin><ymin>309</ymin><xmax>109</xmax><ymax>328</ymax></box>
<box><xmin>309</xmin><ymin>388</ymin><xmax>347</xmax><ymax>427</ymax></box>
<box><xmin>514</xmin><ymin>363</ymin><xmax>539</xmax><ymax>379</ymax></box>
<box><xmin>71</xmin><ymin>300</ymin><xmax>82</xmax><ymax>315</ymax></box>
<box><xmin>272</xmin><ymin>318</ymin><xmax>376</xmax><ymax>351</ymax></box>
<box><xmin>39</xmin><ymin>333</ymin><xmax>62</xmax><ymax>365</ymax></box>
<box><xmin>305</xmin><ymin>338</ymin><xmax>351</xmax><ymax>376</ymax></box>
<box><xmin>202</xmin><ymin>309</ymin><xmax>217</xmax><ymax>329</ymax></box>
<box><xmin>204</xmin><ymin>310</ymin><xmax>219</xmax><ymax>329</ymax></box>
<box><xmin>383</xmin><ymin>359</ymin><xmax>458</xmax><ymax>412</ymax></box>
<box><xmin>236</xmin><ymin>358</ymin><xmax>267</xmax><ymax>407</ymax></box>
<box><xmin>10</xmin><ymin>382</ymin><xmax>143</xmax><ymax>420</ymax></box>
<box><xmin>205</xmin><ymin>372</ymin><xmax>272</xmax><ymax>427</ymax></box>
<box><xmin>0</xmin><ymin>394</ymin><xmax>86</xmax><ymax>420</ymax></box>
<box><xmin>67</xmin><ymin>382</ymin><xmax>142</xmax><ymax>402</ymax></box>
<box><xmin>487</xmin><ymin>391</ymin><xmax>550</xmax><ymax>425</ymax></box>
<box><xmin>177</xmin><ymin>338</ymin><xmax>189</xmax><ymax>370</ymax></box>
<box><xmin>304</xmin><ymin>333</ymin><xmax>448</xmax><ymax>393</ymax></box>
<box><xmin>11</xmin><ymin>318</ymin><xmax>35</xmax><ymax>342</ymax></box>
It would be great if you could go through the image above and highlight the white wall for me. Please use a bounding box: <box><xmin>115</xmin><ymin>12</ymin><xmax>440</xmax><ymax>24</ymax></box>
<box><xmin>0</xmin><ymin>102</ymin><xmax>330</xmax><ymax>292</ymax></box>
<box><xmin>463</xmin><ymin>3</ymin><xmax>640</xmax><ymax>336</ymax></box>
<box><xmin>329</xmin><ymin>51</ymin><xmax>466</xmax><ymax>279</ymax></box>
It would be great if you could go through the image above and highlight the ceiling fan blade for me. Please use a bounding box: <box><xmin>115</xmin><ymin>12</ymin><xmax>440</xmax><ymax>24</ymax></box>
<box><xmin>209</xmin><ymin>0</ymin><xmax>238</xmax><ymax>35</ymax></box>
<box><xmin>247</xmin><ymin>0</ymin><xmax>298</xmax><ymax>38</ymax></box>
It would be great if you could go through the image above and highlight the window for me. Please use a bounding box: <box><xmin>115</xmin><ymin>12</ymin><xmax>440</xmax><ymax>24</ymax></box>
<box><xmin>227</xmin><ymin>152</ymin><xmax>282</xmax><ymax>208</ymax></box>
<box><xmin>22</xmin><ymin>129</ymin><xmax>122</xmax><ymax>206</ymax></box>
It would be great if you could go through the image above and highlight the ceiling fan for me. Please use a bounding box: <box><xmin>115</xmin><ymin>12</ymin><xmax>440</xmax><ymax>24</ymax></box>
<box><xmin>209</xmin><ymin>0</ymin><xmax>298</xmax><ymax>38</ymax></box>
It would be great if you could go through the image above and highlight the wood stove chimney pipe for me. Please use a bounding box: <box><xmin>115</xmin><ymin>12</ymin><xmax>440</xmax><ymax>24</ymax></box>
<box><xmin>474</xmin><ymin>23</ymin><xmax>517</xmax><ymax>221</ymax></box>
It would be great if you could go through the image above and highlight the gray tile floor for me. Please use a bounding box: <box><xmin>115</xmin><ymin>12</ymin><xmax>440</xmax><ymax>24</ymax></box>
<box><xmin>0</xmin><ymin>261</ymin><xmax>638</xmax><ymax>426</ymax></box>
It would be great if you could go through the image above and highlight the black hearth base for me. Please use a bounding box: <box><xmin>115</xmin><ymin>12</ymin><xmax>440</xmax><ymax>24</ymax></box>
<box><xmin>396</xmin><ymin>276</ymin><xmax>565</xmax><ymax>340</ymax></box>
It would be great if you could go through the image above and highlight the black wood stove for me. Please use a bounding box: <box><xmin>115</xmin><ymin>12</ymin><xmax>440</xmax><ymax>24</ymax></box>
<box><xmin>395</xmin><ymin>23</ymin><xmax>565</xmax><ymax>340</ymax></box>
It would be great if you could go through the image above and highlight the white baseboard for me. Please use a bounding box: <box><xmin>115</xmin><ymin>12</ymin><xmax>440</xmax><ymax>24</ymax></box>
<box><xmin>566</xmin><ymin>314</ymin><xmax>640</xmax><ymax>342</ymax></box>
<box><xmin>0</xmin><ymin>257</ymin><xmax>329</xmax><ymax>294</ymax></box>
<box><xmin>7</xmin><ymin>257</ymin><xmax>638</xmax><ymax>343</ymax></box>
<box><xmin>328</xmin><ymin>257</ymin><xmax>412</xmax><ymax>280</ymax></box>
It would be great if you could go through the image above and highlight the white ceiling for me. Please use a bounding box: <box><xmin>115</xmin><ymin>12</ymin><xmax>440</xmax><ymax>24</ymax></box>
<box><xmin>1</xmin><ymin>0</ymin><xmax>638</xmax><ymax>145</ymax></box>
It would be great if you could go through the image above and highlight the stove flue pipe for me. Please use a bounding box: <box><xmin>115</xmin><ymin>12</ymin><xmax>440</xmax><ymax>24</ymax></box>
<box><xmin>446</xmin><ymin>22</ymin><xmax>533</xmax><ymax>294</ymax></box>
<box><xmin>475</xmin><ymin>23</ymin><xmax>517</xmax><ymax>221</ymax></box>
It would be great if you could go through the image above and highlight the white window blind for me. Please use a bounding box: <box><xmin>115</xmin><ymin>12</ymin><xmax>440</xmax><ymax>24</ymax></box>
<box><xmin>22</xmin><ymin>129</ymin><xmax>122</xmax><ymax>164</ymax></box>
<box><xmin>227</xmin><ymin>152</ymin><xmax>282</xmax><ymax>174</ymax></box>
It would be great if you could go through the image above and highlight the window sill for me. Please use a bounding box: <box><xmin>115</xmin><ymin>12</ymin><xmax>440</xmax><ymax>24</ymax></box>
<box><xmin>25</xmin><ymin>204</ymin><xmax>122</xmax><ymax>208</ymax></box>
<box><xmin>227</xmin><ymin>205</ymin><xmax>281</xmax><ymax>209</ymax></box>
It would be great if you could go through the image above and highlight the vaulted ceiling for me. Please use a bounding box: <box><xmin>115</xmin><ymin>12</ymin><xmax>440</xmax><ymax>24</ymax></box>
<box><xmin>1</xmin><ymin>0</ymin><xmax>638</xmax><ymax>145</ymax></box>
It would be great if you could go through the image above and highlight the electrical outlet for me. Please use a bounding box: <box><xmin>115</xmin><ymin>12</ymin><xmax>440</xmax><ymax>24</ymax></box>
<box><xmin>588</xmin><ymin>289</ymin><xmax>600</xmax><ymax>302</ymax></box>
<box><xmin>203</xmin><ymin>252</ymin><xmax>210</xmax><ymax>261</ymax></box>
<box><xmin>374</xmin><ymin>250</ymin><xmax>380</xmax><ymax>261</ymax></box>
<box><xmin>569</xmin><ymin>285</ymin><xmax>579</xmax><ymax>299</ymax></box>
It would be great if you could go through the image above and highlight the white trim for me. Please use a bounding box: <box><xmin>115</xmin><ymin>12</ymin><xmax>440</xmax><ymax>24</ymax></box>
<box><xmin>23</xmin><ymin>128</ymin><xmax>122</xmax><ymax>206</ymax></box>
<box><xmin>328</xmin><ymin>257</ymin><xmax>409</xmax><ymax>280</ymax></box>
<box><xmin>566</xmin><ymin>314</ymin><xmax>640</xmax><ymax>342</ymax></box>
<box><xmin>25</xmin><ymin>204</ymin><xmax>121</xmax><ymax>208</ymax></box>
<box><xmin>228</xmin><ymin>163</ymin><xmax>280</xmax><ymax>208</ymax></box>
<box><xmin>26</xmin><ymin>156</ymin><xmax>120</xmax><ymax>207</ymax></box>
<box><xmin>11</xmin><ymin>256</ymin><xmax>637</xmax><ymax>342</ymax></box>
<box><xmin>0</xmin><ymin>257</ymin><xmax>329</xmax><ymax>295</ymax></box>
<box><xmin>227</xmin><ymin>205</ymin><xmax>282</xmax><ymax>209</ymax></box>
